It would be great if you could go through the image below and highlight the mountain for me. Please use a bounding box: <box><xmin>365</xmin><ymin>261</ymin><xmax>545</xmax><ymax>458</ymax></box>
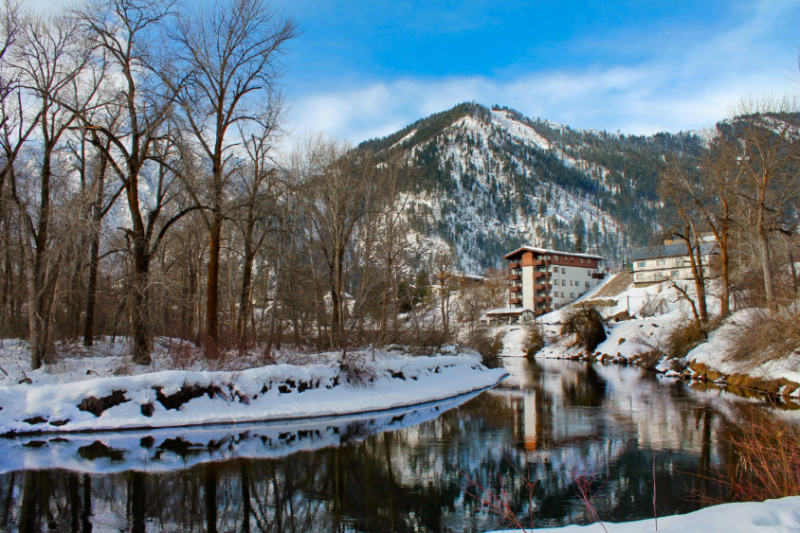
<box><xmin>359</xmin><ymin>102</ymin><xmax>706</xmax><ymax>273</ymax></box>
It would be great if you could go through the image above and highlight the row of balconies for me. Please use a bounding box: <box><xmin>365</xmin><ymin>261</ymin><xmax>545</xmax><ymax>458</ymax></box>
<box><xmin>508</xmin><ymin>259</ymin><xmax>549</xmax><ymax>270</ymax></box>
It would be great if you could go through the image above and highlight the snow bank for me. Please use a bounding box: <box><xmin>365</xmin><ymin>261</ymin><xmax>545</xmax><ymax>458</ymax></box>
<box><xmin>0</xmin><ymin>388</ymin><xmax>483</xmax><ymax>474</ymax></box>
<box><xmin>505</xmin><ymin>273</ymin><xmax>800</xmax><ymax>397</ymax></box>
<box><xmin>0</xmin><ymin>354</ymin><xmax>506</xmax><ymax>435</ymax></box>
<box><xmin>683</xmin><ymin>309</ymin><xmax>800</xmax><ymax>388</ymax></box>
<box><xmin>489</xmin><ymin>496</ymin><xmax>800</xmax><ymax>533</ymax></box>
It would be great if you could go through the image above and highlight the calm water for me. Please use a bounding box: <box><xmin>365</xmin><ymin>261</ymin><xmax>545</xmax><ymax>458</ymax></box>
<box><xmin>0</xmin><ymin>358</ymin><xmax>775</xmax><ymax>532</ymax></box>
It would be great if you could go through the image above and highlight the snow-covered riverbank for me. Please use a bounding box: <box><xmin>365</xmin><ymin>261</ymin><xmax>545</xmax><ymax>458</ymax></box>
<box><xmin>497</xmin><ymin>274</ymin><xmax>800</xmax><ymax>396</ymax></box>
<box><xmin>488</xmin><ymin>495</ymin><xmax>800</xmax><ymax>532</ymax></box>
<box><xmin>0</xmin><ymin>345</ymin><xmax>506</xmax><ymax>435</ymax></box>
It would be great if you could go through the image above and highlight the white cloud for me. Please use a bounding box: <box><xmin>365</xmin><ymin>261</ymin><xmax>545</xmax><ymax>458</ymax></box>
<box><xmin>285</xmin><ymin>1</ymin><xmax>799</xmax><ymax>143</ymax></box>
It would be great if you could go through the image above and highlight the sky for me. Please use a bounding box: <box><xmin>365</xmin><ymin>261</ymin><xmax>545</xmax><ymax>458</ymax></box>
<box><xmin>28</xmin><ymin>0</ymin><xmax>800</xmax><ymax>144</ymax></box>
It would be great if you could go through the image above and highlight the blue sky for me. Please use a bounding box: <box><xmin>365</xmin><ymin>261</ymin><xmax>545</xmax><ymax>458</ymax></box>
<box><xmin>30</xmin><ymin>0</ymin><xmax>800</xmax><ymax>143</ymax></box>
<box><xmin>270</xmin><ymin>0</ymin><xmax>800</xmax><ymax>143</ymax></box>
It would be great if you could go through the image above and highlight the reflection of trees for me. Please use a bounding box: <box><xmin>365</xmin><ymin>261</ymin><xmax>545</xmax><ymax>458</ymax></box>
<box><xmin>561</xmin><ymin>363</ymin><xmax>607</xmax><ymax>408</ymax></box>
<box><xmin>0</xmin><ymin>374</ymin><xmax>772</xmax><ymax>532</ymax></box>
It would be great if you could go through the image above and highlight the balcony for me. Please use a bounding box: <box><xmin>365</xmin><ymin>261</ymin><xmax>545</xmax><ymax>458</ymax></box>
<box><xmin>531</xmin><ymin>259</ymin><xmax>548</xmax><ymax>267</ymax></box>
<box><xmin>509</xmin><ymin>297</ymin><xmax>522</xmax><ymax>305</ymax></box>
<box><xmin>508</xmin><ymin>273</ymin><xmax>521</xmax><ymax>281</ymax></box>
<box><xmin>591</xmin><ymin>270</ymin><xmax>606</xmax><ymax>280</ymax></box>
<box><xmin>533</xmin><ymin>271</ymin><xmax>551</xmax><ymax>280</ymax></box>
<box><xmin>533</xmin><ymin>283</ymin><xmax>550</xmax><ymax>292</ymax></box>
<box><xmin>508</xmin><ymin>261</ymin><xmax>521</xmax><ymax>270</ymax></box>
<box><xmin>534</xmin><ymin>295</ymin><xmax>552</xmax><ymax>304</ymax></box>
<box><xmin>510</xmin><ymin>285</ymin><xmax>522</xmax><ymax>293</ymax></box>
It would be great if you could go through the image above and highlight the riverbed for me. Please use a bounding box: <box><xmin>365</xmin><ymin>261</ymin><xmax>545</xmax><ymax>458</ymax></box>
<box><xmin>0</xmin><ymin>357</ymin><xmax>784</xmax><ymax>532</ymax></box>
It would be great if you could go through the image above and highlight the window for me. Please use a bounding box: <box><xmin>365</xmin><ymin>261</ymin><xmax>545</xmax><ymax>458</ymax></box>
<box><xmin>585</xmin><ymin>281</ymin><xmax>590</xmax><ymax>287</ymax></box>
<box><xmin>638</xmin><ymin>261</ymin><xmax>647</xmax><ymax>268</ymax></box>
<box><xmin>570</xmin><ymin>292</ymin><xmax>575</xmax><ymax>298</ymax></box>
<box><xmin>657</xmin><ymin>259</ymin><xmax>666</xmax><ymax>266</ymax></box>
<box><xmin>579</xmin><ymin>257</ymin><xmax>584</xmax><ymax>263</ymax></box>
<box><xmin>552</xmin><ymin>266</ymin><xmax>559</xmax><ymax>273</ymax></box>
<box><xmin>671</xmin><ymin>270</ymin><xmax>679</xmax><ymax>278</ymax></box>
<box><xmin>561</xmin><ymin>268</ymin><xmax>566</xmax><ymax>274</ymax></box>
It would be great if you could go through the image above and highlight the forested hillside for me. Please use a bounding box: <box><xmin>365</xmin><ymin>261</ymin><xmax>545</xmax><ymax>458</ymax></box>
<box><xmin>361</xmin><ymin>102</ymin><xmax>706</xmax><ymax>271</ymax></box>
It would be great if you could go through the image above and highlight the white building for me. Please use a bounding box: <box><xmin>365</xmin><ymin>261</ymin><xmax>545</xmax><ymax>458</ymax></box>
<box><xmin>503</xmin><ymin>246</ymin><xmax>605</xmax><ymax>318</ymax></box>
<box><xmin>630</xmin><ymin>240</ymin><xmax>719</xmax><ymax>285</ymax></box>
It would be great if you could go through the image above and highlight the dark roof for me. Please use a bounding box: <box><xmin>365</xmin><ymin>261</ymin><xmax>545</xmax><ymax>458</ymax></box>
<box><xmin>630</xmin><ymin>241</ymin><xmax>719</xmax><ymax>261</ymax></box>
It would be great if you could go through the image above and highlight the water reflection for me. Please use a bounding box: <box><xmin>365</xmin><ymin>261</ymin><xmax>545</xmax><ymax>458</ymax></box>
<box><xmin>0</xmin><ymin>359</ymin><xmax>786</xmax><ymax>532</ymax></box>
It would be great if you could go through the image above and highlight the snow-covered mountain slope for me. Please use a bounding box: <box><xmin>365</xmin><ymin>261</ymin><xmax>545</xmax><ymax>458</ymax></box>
<box><xmin>361</xmin><ymin>103</ymin><xmax>706</xmax><ymax>273</ymax></box>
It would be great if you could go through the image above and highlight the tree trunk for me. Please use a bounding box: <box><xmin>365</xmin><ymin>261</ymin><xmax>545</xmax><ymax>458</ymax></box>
<box><xmin>84</xmin><ymin>151</ymin><xmax>109</xmax><ymax>347</ymax></box>
<box><xmin>29</xmin><ymin>149</ymin><xmax>55</xmax><ymax>369</ymax></box>
<box><xmin>757</xmin><ymin>205</ymin><xmax>775</xmax><ymax>311</ymax></box>
<box><xmin>206</xmin><ymin>212</ymin><xmax>222</xmax><ymax>356</ymax></box>
<box><xmin>719</xmin><ymin>231</ymin><xmax>730</xmax><ymax>319</ymax></box>
<box><xmin>236</xmin><ymin>250</ymin><xmax>254</xmax><ymax>342</ymax></box>
<box><xmin>83</xmin><ymin>231</ymin><xmax>101</xmax><ymax>347</ymax></box>
<box><xmin>131</xmin><ymin>240</ymin><xmax>152</xmax><ymax>365</ymax></box>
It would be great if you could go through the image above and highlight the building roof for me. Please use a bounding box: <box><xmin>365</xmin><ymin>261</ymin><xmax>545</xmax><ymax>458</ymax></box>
<box><xmin>504</xmin><ymin>246</ymin><xmax>603</xmax><ymax>261</ymax></box>
<box><xmin>485</xmin><ymin>307</ymin><xmax>534</xmax><ymax>316</ymax></box>
<box><xmin>630</xmin><ymin>241</ymin><xmax>719</xmax><ymax>261</ymax></box>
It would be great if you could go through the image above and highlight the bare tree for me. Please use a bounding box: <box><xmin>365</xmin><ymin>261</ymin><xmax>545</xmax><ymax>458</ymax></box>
<box><xmin>295</xmin><ymin>138</ymin><xmax>377</xmax><ymax>349</ymax></box>
<box><xmin>11</xmin><ymin>11</ymin><xmax>96</xmax><ymax>368</ymax></box>
<box><xmin>172</xmin><ymin>0</ymin><xmax>297</xmax><ymax>356</ymax></box>
<box><xmin>694</xmin><ymin>137</ymin><xmax>742</xmax><ymax>317</ymax></box>
<box><xmin>231</xmin><ymin>111</ymin><xmax>284</xmax><ymax>344</ymax></box>
<box><xmin>660</xmin><ymin>162</ymin><xmax>711</xmax><ymax>324</ymax></box>
<box><xmin>723</xmin><ymin>97</ymin><xmax>800</xmax><ymax>312</ymax></box>
<box><xmin>75</xmin><ymin>0</ymin><xmax>195</xmax><ymax>364</ymax></box>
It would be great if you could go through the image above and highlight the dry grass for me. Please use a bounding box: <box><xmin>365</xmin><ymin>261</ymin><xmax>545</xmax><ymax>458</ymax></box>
<box><xmin>575</xmin><ymin>298</ymin><xmax>618</xmax><ymax>309</ymax></box>
<box><xmin>711</xmin><ymin>409</ymin><xmax>800</xmax><ymax>502</ymax></box>
<box><xmin>725</xmin><ymin>310</ymin><xmax>800</xmax><ymax>366</ymax></box>
<box><xmin>592</xmin><ymin>272</ymin><xmax>632</xmax><ymax>299</ymax></box>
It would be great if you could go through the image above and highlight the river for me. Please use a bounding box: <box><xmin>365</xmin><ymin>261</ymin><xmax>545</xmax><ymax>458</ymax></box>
<box><xmin>0</xmin><ymin>357</ymin><xmax>779</xmax><ymax>532</ymax></box>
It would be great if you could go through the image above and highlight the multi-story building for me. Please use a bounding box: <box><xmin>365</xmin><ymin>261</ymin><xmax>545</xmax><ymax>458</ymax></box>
<box><xmin>504</xmin><ymin>246</ymin><xmax>605</xmax><ymax>317</ymax></box>
<box><xmin>630</xmin><ymin>239</ymin><xmax>718</xmax><ymax>285</ymax></box>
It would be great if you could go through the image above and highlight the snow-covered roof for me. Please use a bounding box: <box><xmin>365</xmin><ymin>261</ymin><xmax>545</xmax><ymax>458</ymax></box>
<box><xmin>630</xmin><ymin>241</ymin><xmax>719</xmax><ymax>261</ymax></box>
<box><xmin>504</xmin><ymin>246</ymin><xmax>603</xmax><ymax>261</ymax></box>
<box><xmin>486</xmin><ymin>307</ymin><xmax>533</xmax><ymax>316</ymax></box>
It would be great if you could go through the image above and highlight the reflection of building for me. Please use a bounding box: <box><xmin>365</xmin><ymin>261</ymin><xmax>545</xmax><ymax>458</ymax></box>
<box><xmin>509</xmin><ymin>360</ymin><xmax>603</xmax><ymax>451</ymax></box>
<box><xmin>631</xmin><ymin>238</ymin><xmax>719</xmax><ymax>285</ymax></box>
<box><xmin>504</xmin><ymin>246</ymin><xmax>605</xmax><ymax>318</ymax></box>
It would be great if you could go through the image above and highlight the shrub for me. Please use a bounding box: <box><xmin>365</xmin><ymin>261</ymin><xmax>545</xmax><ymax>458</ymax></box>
<box><xmin>466</xmin><ymin>326</ymin><xmax>504</xmax><ymax>368</ymax></box>
<box><xmin>525</xmin><ymin>324</ymin><xmax>544</xmax><ymax>358</ymax></box>
<box><xmin>561</xmin><ymin>306</ymin><xmax>607</xmax><ymax>353</ymax></box>
<box><xmin>665</xmin><ymin>320</ymin><xmax>707</xmax><ymax>360</ymax></box>
<box><xmin>338</xmin><ymin>357</ymin><xmax>378</xmax><ymax>386</ymax></box>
